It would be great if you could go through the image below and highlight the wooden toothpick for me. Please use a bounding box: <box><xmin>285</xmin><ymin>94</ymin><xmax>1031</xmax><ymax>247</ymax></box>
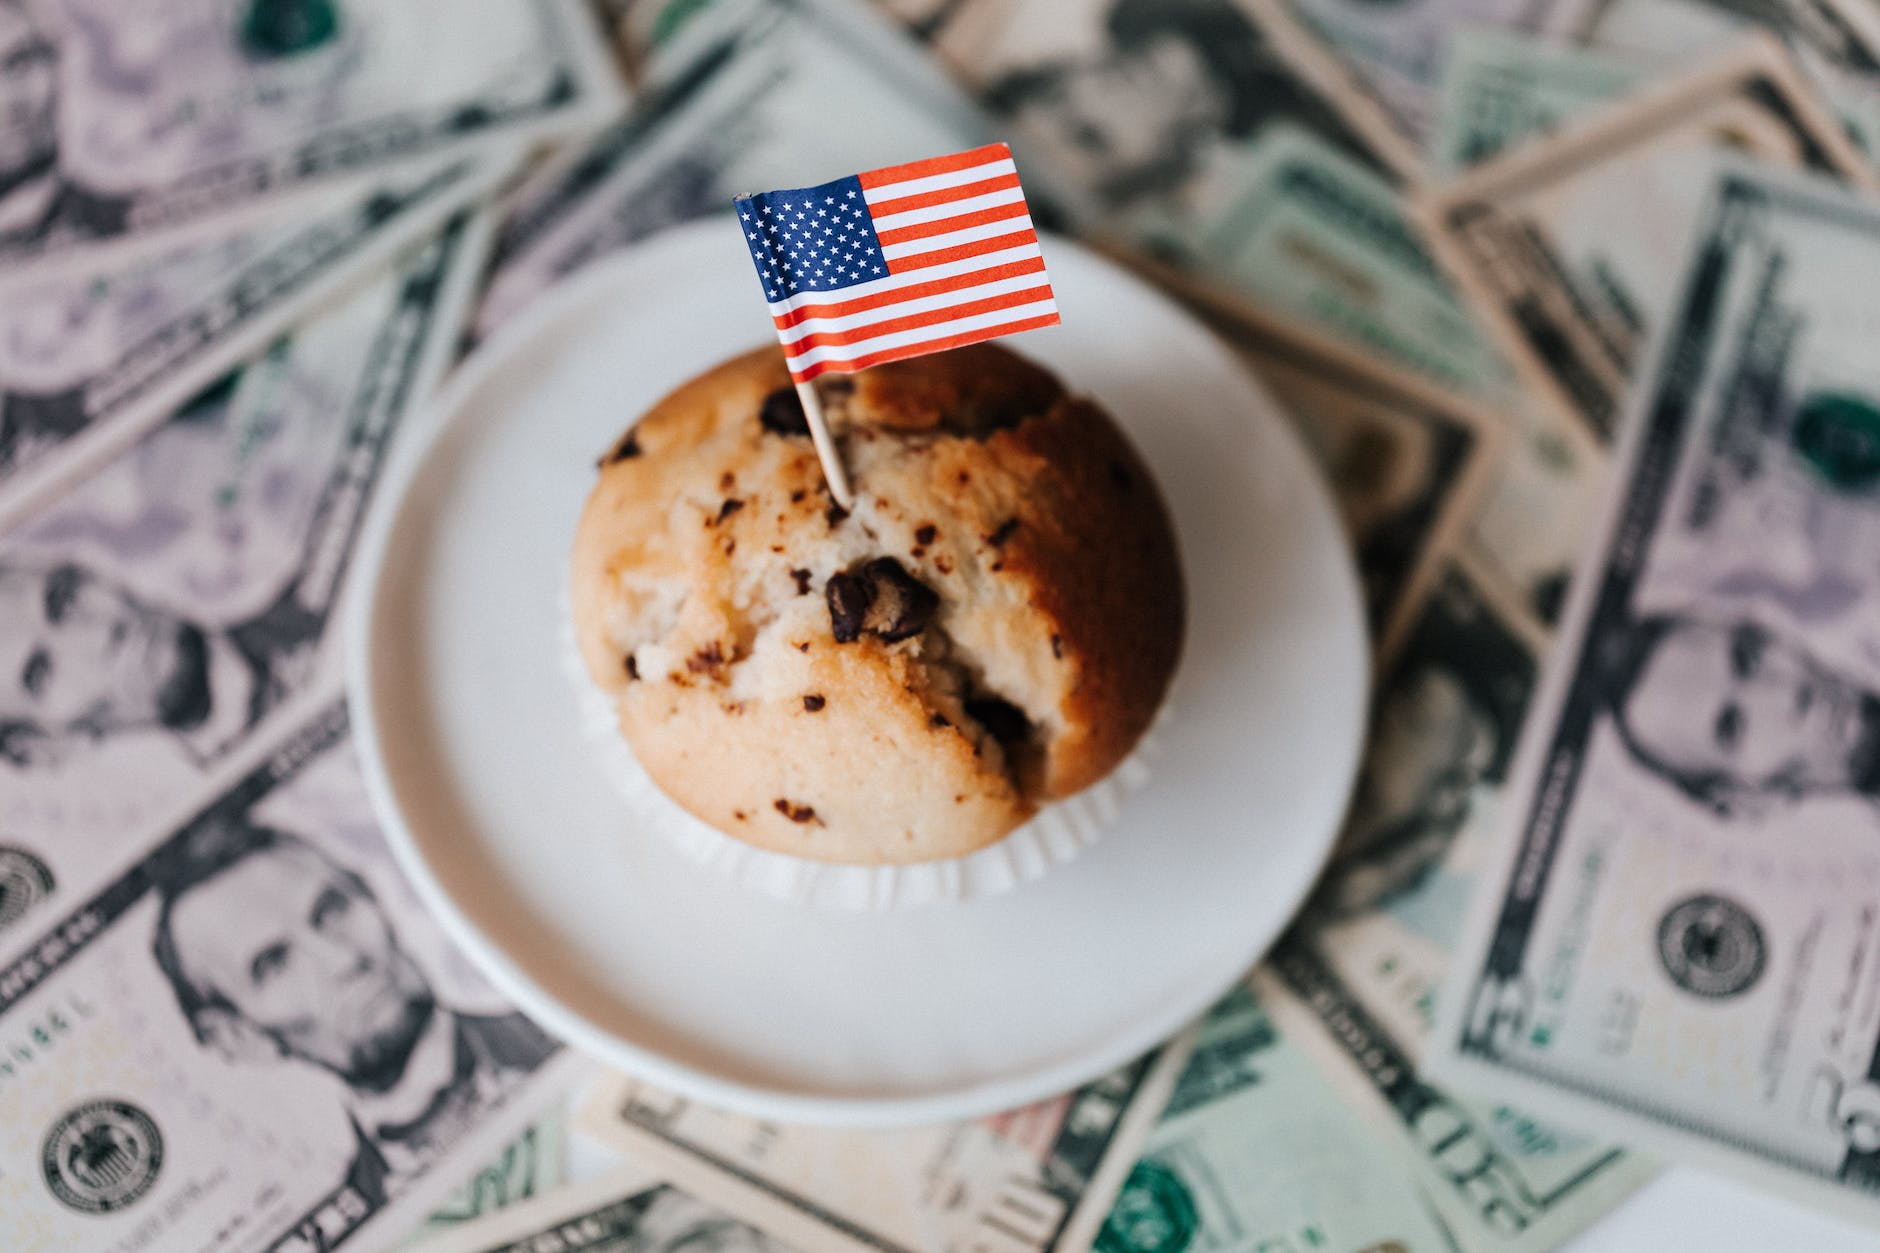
<box><xmin>795</xmin><ymin>379</ymin><xmax>854</xmax><ymax>511</ymax></box>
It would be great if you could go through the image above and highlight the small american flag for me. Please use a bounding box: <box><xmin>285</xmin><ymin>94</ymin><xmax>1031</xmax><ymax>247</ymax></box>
<box><xmin>733</xmin><ymin>143</ymin><xmax>1060</xmax><ymax>383</ymax></box>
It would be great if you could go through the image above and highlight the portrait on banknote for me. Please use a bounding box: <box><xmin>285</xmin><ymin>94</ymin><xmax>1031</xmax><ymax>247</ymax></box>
<box><xmin>0</xmin><ymin>228</ymin><xmax>468</xmax><ymax>934</ymax></box>
<box><xmin>0</xmin><ymin>704</ymin><xmax>571</xmax><ymax>1250</ymax></box>
<box><xmin>967</xmin><ymin>0</ymin><xmax>1399</xmax><ymax>223</ymax></box>
<box><xmin>149</xmin><ymin>803</ymin><xmax>559</xmax><ymax>1203</ymax></box>
<box><xmin>1596</xmin><ymin>612</ymin><xmax>1880</xmax><ymax>816</ymax></box>
<box><xmin>0</xmin><ymin>1</ymin><xmax>78</xmax><ymax>244</ymax></box>
<box><xmin>1327</xmin><ymin>564</ymin><xmax>1540</xmax><ymax>920</ymax></box>
<box><xmin>0</xmin><ymin>372</ymin><xmax>335</xmax><ymax>767</ymax></box>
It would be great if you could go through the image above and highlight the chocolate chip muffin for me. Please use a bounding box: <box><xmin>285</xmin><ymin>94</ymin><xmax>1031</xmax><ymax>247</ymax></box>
<box><xmin>569</xmin><ymin>343</ymin><xmax>1183</xmax><ymax>865</ymax></box>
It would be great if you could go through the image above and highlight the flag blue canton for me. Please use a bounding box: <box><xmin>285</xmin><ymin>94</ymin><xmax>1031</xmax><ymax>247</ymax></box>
<box><xmin>734</xmin><ymin>174</ymin><xmax>887</xmax><ymax>303</ymax></box>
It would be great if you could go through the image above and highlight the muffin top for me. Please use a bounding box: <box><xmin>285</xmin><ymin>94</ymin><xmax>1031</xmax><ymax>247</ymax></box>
<box><xmin>570</xmin><ymin>342</ymin><xmax>1184</xmax><ymax>864</ymax></box>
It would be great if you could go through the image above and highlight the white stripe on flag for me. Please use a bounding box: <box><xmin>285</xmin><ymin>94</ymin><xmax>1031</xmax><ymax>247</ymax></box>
<box><xmin>868</xmin><ymin>185</ymin><xmax>1026</xmax><ymax>232</ymax></box>
<box><xmin>782</xmin><ymin>298</ymin><xmax>1060</xmax><ymax>369</ymax></box>
<box><xmin>878</xmin><ymin>215</ymin><xmax>1037</xmax><ymax>261</ymax></box>
<box><xmin>860</xmin><ymin>158</ymin><xmax>1016</xmax><ymax>205</ymax></box>
<box><xmin>764</xmin><ymin>242</ymin><xmax>1042</xmax><ymax>317</ymax></box>
<box><xmin>773</xmin><ymin>273</ymin><xmax>1056</xmax><ymax>345</ymax></box>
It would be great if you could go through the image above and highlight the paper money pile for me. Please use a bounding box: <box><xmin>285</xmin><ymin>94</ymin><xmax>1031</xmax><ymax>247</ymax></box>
<box><xmin>3</xmin><ymin>0</ymin><xmax>1878</xmax><ymax>1248</ymax></box>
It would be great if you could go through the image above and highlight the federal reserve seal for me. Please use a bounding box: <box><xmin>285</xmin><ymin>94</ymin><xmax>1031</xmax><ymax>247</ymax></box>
<box><xmin>1097</xmin><ymin>1159</ymin><xmax>1199</xmax><ymax>1253</ymax></box>
<box><xmin>0</xmin><ymin>846</ymin><xmax>54</xmax><ymax>931</ymax></box>
<box><xmin>42</xmin><ymin>1099</ymin><xmax>164</xmax><ymax>1214</ymax></box>
<box><xmin>1657</xmin><ymin>894</ymin><xmax>1766</xmax><ymax>999</ymax></box>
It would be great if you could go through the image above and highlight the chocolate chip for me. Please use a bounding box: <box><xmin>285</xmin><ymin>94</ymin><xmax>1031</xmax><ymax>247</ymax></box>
<box><xmin>791</xmin><ymin>489</ymin><xmax>807</xmax><ymax>503</ymax></box>
<box><xmin>734</xmin><ymin>810</ymin><xmax>747</xmax><ymax>821</ymax></box>
<box><xmin>802</xmin><ymin>694</ymin><xmax>825</xmax><ymax>712</ymax></box>
<box><xmin>929</xmin><ymin>713</ymin><xmax>950</xmax><ymax>729</ymax></box>
<box><xmin>859</xmin><ymin>557</ymin><xmax>937</xmax><ymax>641</ymax></box>
<box><xmin>599</xmin><ymin>431</ymin><xmax>641</xmax><ymax>466</ymax></box>
<box><xmin>759</xmin><ymin>388</ymin><xmax>809</xmax><ymax>435</ymax></box>
<box><xmin>825</xmin><ymin>571</ymin><xmax>869</xmax><ymax>643</ymax></box>
<box><xmin>824</xmin><ymin>558</ymin><xmax>939</xmax><ymax>643</ymax></box>
<box><xmin>965</xmin><ymin>695</ymin><xmax>1031</xmax><ymax>749</ymax></box>
<box><xmin>986</xmin><ymin>518</ymin><xmax>1019</xmax><ymax>547</ymax></box>
<box><xmin>624</xmin><ymin>654</ymin><xmax>639</xmax><ymax>680</ymax></box>
<box><xmin>914</xmin><ymin>524</ymin><xmax>937</xmax><ymax>545</ymax></box>
<box><xmin>773</xmin><ymin>798</ymin><xmax>819</xmax><ymax>824</ymax></box>
<box><xmin>1050</xmin><ymin>634</ymin><xmax>1062</xmax><ymax>659</ymax></box>
<box><xmin>826</xmin><ymin>503</ymin><xmax>849</xmax><ymax>528</ymax></box>
<box><xmin>713</xmin><ymin>498</ymin><xmax>744</xmax><ymax>525</ymax></box>
<box><xmin>790</xmin><ymin>568</ymin><xmax>813</xmax><ymax>595</ymax></box>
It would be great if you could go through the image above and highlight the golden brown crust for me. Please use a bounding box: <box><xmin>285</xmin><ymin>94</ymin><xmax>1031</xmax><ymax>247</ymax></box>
<box><xmin>569</xmin><ymin>342</ymin><xmax>1184</xmax><ymax>864</ymax></box>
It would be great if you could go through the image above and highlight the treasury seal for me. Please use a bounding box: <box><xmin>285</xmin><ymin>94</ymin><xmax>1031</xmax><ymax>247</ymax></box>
<box><xmin>1098</xmin><ymin>1158</ymin><xmax>1199</xmax><ymax>1253</ymax></box>
<box><xmin>42</xmin><ymin>1099</ymin><xmax>164</xmax><ymax>1214</ymax></box>
<box><xmin>0</xmin><ymin>845</ymin><xmax>54</xmax><ymax>931</ymax></box>
<box><xmin>1657</xmin><ymin>894</ymin><xmax>1765</xmax><ymax>999</ymax></box>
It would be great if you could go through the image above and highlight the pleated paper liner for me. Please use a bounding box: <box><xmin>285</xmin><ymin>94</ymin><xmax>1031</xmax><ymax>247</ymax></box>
<box><xmin>559</xmin><ymin>603</ymin><xmax>1165</xmax><ymax>909</ymax></box>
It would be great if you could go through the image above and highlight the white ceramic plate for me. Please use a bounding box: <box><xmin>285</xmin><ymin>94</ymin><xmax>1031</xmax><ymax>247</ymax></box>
<box><xmin>346</xmin><ymin>221</ymin><xmax>1369</xmax><ymax>1126</ymax></box>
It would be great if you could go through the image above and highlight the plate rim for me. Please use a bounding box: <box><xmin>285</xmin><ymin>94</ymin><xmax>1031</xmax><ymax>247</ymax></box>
<box><xmin>344</xmin><ymin>219</ymin><xmax>1370</xmax><ymax>1127</ymax></box>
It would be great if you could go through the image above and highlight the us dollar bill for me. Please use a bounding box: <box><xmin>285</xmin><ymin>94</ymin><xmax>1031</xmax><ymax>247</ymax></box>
<box><xmin>1464</xmin><ymin>371</ymin><xmax>1609</xmax><ymax>626</ymax></box>
<box><xmin>599</xmin><ymin>0</ymin><xmax>769</xmax><ymax>90</ymax></box>
<box><xmin>0</xmin><ymin>212</ymin><xmax>491</xmax><ymax>944</ymax></box>
<box><xmin>1256</xmin><ymin>956</ymin><xmax>1651</xmax><ymax>1252</ymax></box>
<box><xmin>576</xmin><ymin>1036</ymin><xmax>1196</xmax><ymax>1253</ymax></box>
<box><xmin>0</xmin><ymin>154</ymin><xmax>509</xmax><ymax>529</ymax></box>
<box><xmin>405</xmin><ymin>1164</ymin><xmax>802</xmax><ymax>1253</ymax></box>
<box><xmin>1434</xmin><ymin>162</ymin><xmax>1880</xmax><ymax>1222</ymax></box>
<box><xmin>421</xmin><ymin>1113</ymin><xmax>568</xmax><ymax>1233</ymax></box>
<box><xmin>1250</xmin><ymin>556</ymin><xmax>1656</xmax><ymax>1251</ymax></box>
<box><xmin>1094</xmin><ymin>981</ymin><xmax>1464</xmax><ymax>1253</ymax></box>
<box><xmin>1430</xmin><ymin>27</ymin><xmax>1648</xmax><ymax>170</ymax></box>
<box><xmin>0</xmin><ymin>699</ymin><xmax>581</xmax><ymax>1250</ymax></box>
<box><xmin>901</xmin><ymin>0</ymin><xmax>1422</xmax><ymax>226</ymax></box>
<box><xmin>0</xmin><ymin>0</ymin><xmax>620</xmax><ymax>279</ymax></box>
<box><xmin>473</xmin><ymin>0</ymin><xmax>995</xmax><ymax>345</ymax></box>
<box><xmin>1276</xmin><ymin>0</ymin><xmax>1603</xmax><ymax>144</ymax></box>
<box><xmin>1416</xmin><ymin>34</ymin><xmax>1875</xmax><ymax>443</ymax></box>
<box><xmin>1554</xmin><ymin>0</ymin><xmax>1880</xmax><ymax>153</ymax></box>
<box><xmin>1207</xmin><ymin>303</ymin><xmax>1504</xmax><ymax>664</ymax></box>
<box><xmin>1110</xmin><ymin>126</ymin><xmax>1511</xmax><ymax>397</ymax></box>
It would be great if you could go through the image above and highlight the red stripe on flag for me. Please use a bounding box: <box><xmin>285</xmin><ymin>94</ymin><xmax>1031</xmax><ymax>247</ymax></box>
<box><xmin>873</xmin><ymin>200</ymin><xmax>1031</xmax><ymax>247</ymax></box>
<box><xmin>779</xmin><ymin>286</ymin><xmax>1055</xmax><ymax>356</ymax></box>
<box><xmin>857</xmin><ymin>143</ymin><xmax>1010</xmax><ymax>190</ymax></box>
<box><xmin>888</xmin><ymin>228</ymin><xmax>1041</xmax><ymax>274</ymax></box>
<box><xmin>790</xmin><ymin>313</ymin><xmax>1062</xmax><ymax>382</ymax></box>
<box><xmin>866</xmin><ymin>172</ymin><xmax>1022</xmax><ymax>218</ymax></box>
<box><xmin>771</xmin><ymin>258</ymin><xmax>1049</xmax><ymax>329</ymax></box>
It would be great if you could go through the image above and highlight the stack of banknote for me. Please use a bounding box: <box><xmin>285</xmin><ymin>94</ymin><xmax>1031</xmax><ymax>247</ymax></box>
<box><xmin>3</xmin><ymin>0</ymin><xmax>1880</xmax><ymax>1247</ymax></box>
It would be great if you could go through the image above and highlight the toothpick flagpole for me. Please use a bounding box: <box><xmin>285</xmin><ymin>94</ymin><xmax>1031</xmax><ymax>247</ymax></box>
<box><xmin>795</xmin><ymin>380</ymin><xmax>854</xmax><ymax>511</ymax></box>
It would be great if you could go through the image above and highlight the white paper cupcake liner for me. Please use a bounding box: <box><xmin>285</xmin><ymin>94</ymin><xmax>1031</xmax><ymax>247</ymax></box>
<box><xmin>558</xmin><ymin>599</ymin><xmax>1163</xmax><ymax>910</ymax></box>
